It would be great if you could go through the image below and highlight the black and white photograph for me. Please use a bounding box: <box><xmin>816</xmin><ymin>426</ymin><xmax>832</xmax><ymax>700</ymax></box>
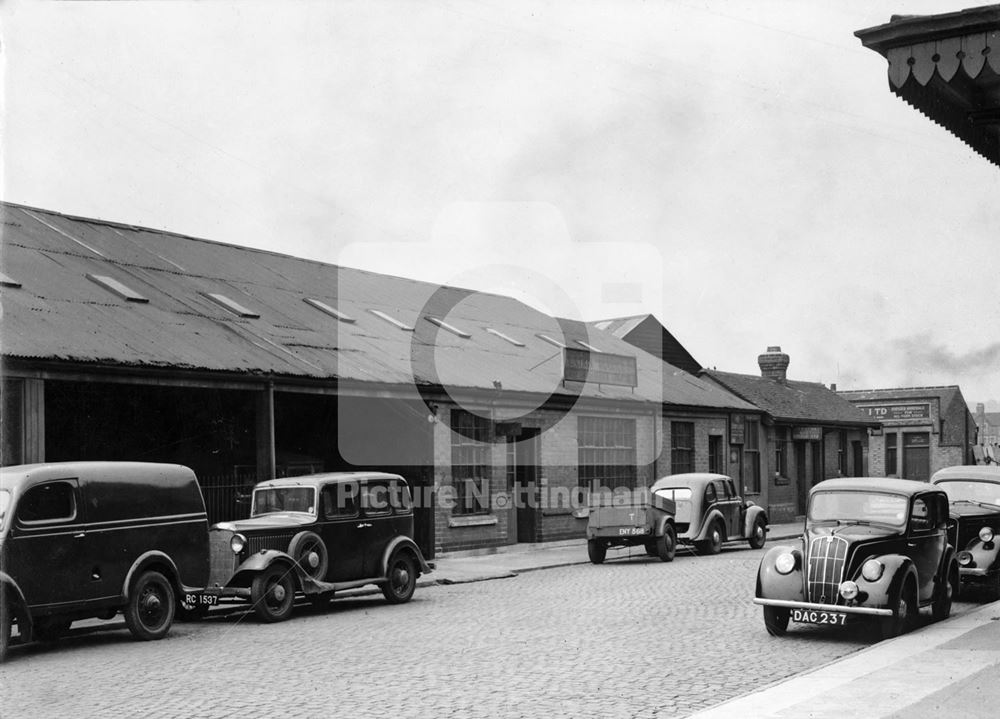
<box><xmin>1</xmin><ymin>1</ymin><xmax>999</xmax><ymax>717</ymax></box>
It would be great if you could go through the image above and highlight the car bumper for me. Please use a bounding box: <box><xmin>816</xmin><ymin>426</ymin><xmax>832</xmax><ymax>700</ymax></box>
<box><xmin>959</xmin><ymin>567</ymin><xmax>999</xmax><ymax>580</ymax></box>
<box><xmin>753</xmin><ymin>597</ymin><xmax>893</xmax><ymax>617</ymax></box>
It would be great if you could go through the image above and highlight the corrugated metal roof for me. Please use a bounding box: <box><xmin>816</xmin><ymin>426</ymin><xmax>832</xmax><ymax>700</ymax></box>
<box><xmin>0</xmin><ymin>202</ymin><xmax>754</xmax><ymax>411</ymax></box>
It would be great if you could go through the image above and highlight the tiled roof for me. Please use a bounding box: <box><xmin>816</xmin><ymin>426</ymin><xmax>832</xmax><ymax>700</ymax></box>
<box><xmin>838</xmin><ymin>385</ymin><xmax>966</xmax><ymax>406</ymax></box>
<box><xmin>0</xmin><ymin>202</ymin><xmax>755</xmax><ymax>412</ymax></box>
<box><xmin>701</xmin><ymin>369</ymin><xmax>877</xmax><ymax>426</ymax></box>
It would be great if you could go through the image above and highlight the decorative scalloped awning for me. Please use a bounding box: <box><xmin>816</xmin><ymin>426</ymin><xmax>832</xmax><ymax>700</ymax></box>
<box><xmin>856</xmin><ymin>6</ymin><xmax>1000</xmax><ymax>167</ymax></box>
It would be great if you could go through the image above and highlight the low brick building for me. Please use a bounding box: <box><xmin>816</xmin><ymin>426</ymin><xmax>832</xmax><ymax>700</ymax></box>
<box><xmin>840</xmin><ymin>386</ymin><xmax>978</xmax><ymax>480</ymax></box>
<box><xmin>702</xmin><ymin>347</ymin><xmax>878</xmax><ymax>522</ymax></box>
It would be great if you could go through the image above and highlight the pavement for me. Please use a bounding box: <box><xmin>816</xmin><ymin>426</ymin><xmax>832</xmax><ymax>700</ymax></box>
<box><xmin>421</xmin><ymin>520</ymin><xmax>804</xmax><ymax>585</ymax></box>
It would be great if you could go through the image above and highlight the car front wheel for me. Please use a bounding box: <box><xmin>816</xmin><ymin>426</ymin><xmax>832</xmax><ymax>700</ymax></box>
<box><xmin>933</xmin><ymin>560</ymin><xmax>958</xmax><ymax>622</ymax></box>
<box><xmin>124</xmin><ymin>570</ymin><xmax>176</xmax><ymax>641</ymax></box>
<box><xmin>696</xmin><ymin>522</ymin><xmax>723</xmax><ymax>555</ymax></box>
<box><xmin>381</xmin><ymin>552</ymin><xmax>417</xmax><ymax>604</ymax></box>
<box><xmin>880</xmin><ymin>578</ymin><xmax>916</xmax><ymax>640</ymax></box>
<box><xmin>587</xmin><ymin>539</ymin><xmax>607</xmax><ymax>564</ymax></box>
<box><xmin>251</xmin><ymin>565</ymin><xmax>296</xmax><ymax>623</ymax></box>
<box><xmin>763</xmin><ymin>606</ymin><xmax>789</xmax><ymax>636</ymax></box>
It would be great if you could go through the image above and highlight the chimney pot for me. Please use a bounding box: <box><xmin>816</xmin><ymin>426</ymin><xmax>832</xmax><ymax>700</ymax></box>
<box><xmin>758</xmin><ymin>345</ymin><xmax>790</xmax><ymax>383</ymax></box>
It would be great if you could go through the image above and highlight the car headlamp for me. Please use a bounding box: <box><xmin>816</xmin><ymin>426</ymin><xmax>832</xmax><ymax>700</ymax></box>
<box><xmin>230</xmin><ymin>533</ymin><xmax>247</xmax><ymax>554</ymax></box>
<box><xmin>957</xmin><ymin>551</ymin><xmax>974</xmax><ymax>567</ymax></box>
<box><xmin>839</xmin><ymin>580</ymin><xmax>859</xmax><ymax>600</ymax></box>
<box><xmin>775</xmin><ymin>552</ymin><xmax>797</xmax><ymax>575</ymax></box>
<box><xmin>979</xmin><ymin>526</ymin><xmax>995</xmax><ymax>543</ymax></box>
<box><xmin>861</xmin><ymin>559</ymin><xmax>884</xmax><ymax>582</ymax></box>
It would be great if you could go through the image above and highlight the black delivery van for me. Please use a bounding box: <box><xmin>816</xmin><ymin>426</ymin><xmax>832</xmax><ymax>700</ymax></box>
<box><xmin>0</xmin><ymin>461</ymin><xmax>210</xmax><ymax>660</ymax></box>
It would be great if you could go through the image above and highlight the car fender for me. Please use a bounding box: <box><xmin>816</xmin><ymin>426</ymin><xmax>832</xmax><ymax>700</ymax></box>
<box><xmin>962</xmin><ymin>538</ymin><xmax>1000</xmax><ymax>571</ymax></box>
<box><xmin>696</xmin><ymin>509</ymin><xmax>726</xmax><ymax>541</ymax></box>
<box><xmin>853</xmin><ymin>554</ymin><xmax>916</xmax><ymax>608</ymax></box>
<box><xmin>742</xmin><ymin>506</ymin><xmax>767</xmax><ymax>539</ymax></box>
<box><xmin>122</xmin><ymin>550</ymin><xmax>184</xmax><ymax>599</ymax></box>
<box><xmin>226</xmin><ymin>550</ymin><xmax>306</xmax><ymax>589</ymax></box>
<box><xmin>380</xmin><ymin>536</ymin><xmax>432</xmax><ymax>576</ymax></box>
<box><xmin>653</xmin><ymin>515</ymin><xmax>675</xmax><ymax>539</ymax></box>
<box><xmin>755</xmin><ymin>543</ymin><xmax>806</xmax><ymax>602</ymax></box>
<box><xmin>0</xmin><ymin>571</ymin><xmax>33</xmax><ymax>634</ymax></box>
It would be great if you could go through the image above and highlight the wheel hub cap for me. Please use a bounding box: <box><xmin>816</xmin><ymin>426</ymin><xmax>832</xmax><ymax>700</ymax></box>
<box><xmin>271</xmin><ymin>584</ymin><xmax>287</xmax><ymax>602</ymax></box>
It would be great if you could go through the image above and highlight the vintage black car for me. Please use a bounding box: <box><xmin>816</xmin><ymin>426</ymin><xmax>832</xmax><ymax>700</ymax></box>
<box><xmin>0</xmin><ymin>462</ymin><xmax>210</xmax><ymax>661</ymax></box>
<box><xmin>193</xmin><ymin>472</ymin><xmax>431</xmax><ymax>622</ymax></box>
<box><xmin>754</xmin><ymin>477</ymin><xmax>958</xmax><ymax>639</ymax></box>
<box><xmin>931</xmin><ymin>465</ymin><xmax>1000</xmax><ymax>600</ymax></box>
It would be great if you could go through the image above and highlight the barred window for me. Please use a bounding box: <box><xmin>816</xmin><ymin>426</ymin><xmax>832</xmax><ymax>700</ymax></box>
<box><xmin>578</xmin><ymin>416</ymin><xmax>637</xmax><ymax>493</ymax></box>
<box><xmin>451</xmin><ymin>410</ymin><xmax>491</xmax><ymax>515</ymax></box>
<box><xmin>670</xmin><ymin>422</ymin><xmax>695</xmax><ymax>474</ymax></box>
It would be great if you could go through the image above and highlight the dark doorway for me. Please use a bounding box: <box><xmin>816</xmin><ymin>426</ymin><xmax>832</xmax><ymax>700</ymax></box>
<box><xmin>811</xmin><ymin>439</ymin><xmax>824</xmax><ymax>485</ymax></box>
<box><xmin>851</xmin><ymin>441</ymin><xmax>863</xmax><ymax>477</ymax></box>
<box><xmin>513</xmin><ymin>428</ymin><xmax>540</xmax><ymax>543</ymax></box>
<box><xmin>903</xmin><ymin>432</ymin><xmax>931</xmax><ymax>482</ymax></box>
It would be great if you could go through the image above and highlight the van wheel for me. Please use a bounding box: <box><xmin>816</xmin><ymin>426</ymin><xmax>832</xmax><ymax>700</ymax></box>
<box><xmin>656</xmin><ymin>525</ymin><xmax>677</xmax><ymax>562</ymax></box>
<box><xmin>124</xmin><ymin>570</ymin><xmax>176</xmax><ymax>641</ymax></box>
<box><xmin>588</xmin><ymin>540</ymin><xmax>607</xmax><ymax>564</ymax></box>
<box><xmin>763</xmin><ymin>606</ymin><xmax>789</xmax><ymax>636</ymax></box>
<box><xmin>382</xmin><ymin>552</ymin><xmax>417</xmax><ymax>604</ymax></box>
<box><xmin>748</xmin><ymin>516</ymin><xmax>767</xmax><ymax>550</ymax></box>
<box><xmin>288</xmin><ymin>531</ymin><xmax>329</xmax><ymax>581</ymax></box>
<box><xmin>33</xmin><ymin>617</ymin><xmax>72</xmax><ymax>642</ymax></box>
<box><xmin>251</xmin><ymin>565</ymin><xmax>296</xmax><ymax>623</ymax></box>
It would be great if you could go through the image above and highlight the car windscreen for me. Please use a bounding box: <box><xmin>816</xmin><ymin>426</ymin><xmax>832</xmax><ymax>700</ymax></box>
<box><xmin>654</xmin><ymin>487</ymin><xmax>692</xmax><ymax>502</ymax></box>
<box><xmin>251</xmin><ymin>487</ymin><xmax>316</xmax><ymax>516</ymax></box>
<box><xmin>808</xmin><ymin>491</ymin><xmax>908</xmax><ymax>528</ymax></box>
<box><xmin>935</xmin><ymin>480</ymin><xmax>1000</xmax><ymax>507</ymax></box>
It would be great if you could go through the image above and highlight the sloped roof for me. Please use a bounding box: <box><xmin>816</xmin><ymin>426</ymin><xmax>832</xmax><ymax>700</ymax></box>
<box><xmin>589</xmin><ymin>314</ymin><xmax>702</xmax><ymax>375</ymax></box>
<box><xmin>701</xmin><ymin>369</ymin><xmax>877</xmax><ymax>426</ymax></box>
<box><xmin>0</xmin><ymin>202</ymin><xmax>754</xmax><ymax>412</ymax></box>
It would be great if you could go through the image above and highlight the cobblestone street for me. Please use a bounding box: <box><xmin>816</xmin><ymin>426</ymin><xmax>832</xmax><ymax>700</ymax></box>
<box><xmin>0</xmin><ymin>547</ymin><xmax>975</xmax><ymax>719</ymax></box>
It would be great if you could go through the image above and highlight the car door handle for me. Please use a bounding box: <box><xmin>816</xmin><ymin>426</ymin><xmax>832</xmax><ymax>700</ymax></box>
<box><xmin>357</xmin><ymin>522</ymin><xmax>372</xmax><ymax>529</ymax></box>
<box><xmin>74</xmin><ymin>532</ymin><xmax>85</xmax><ymax>539</ymax></box>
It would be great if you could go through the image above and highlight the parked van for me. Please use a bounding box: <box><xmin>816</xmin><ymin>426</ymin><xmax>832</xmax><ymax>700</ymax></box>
<box><xmin>0</xmin><ymin>461</ymin><xmax>210</xmax><ymax>660</ymax></box>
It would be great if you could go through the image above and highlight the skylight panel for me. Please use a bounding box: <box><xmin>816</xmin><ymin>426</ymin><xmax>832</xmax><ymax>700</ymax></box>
<box><xmin>575</xmin><ymin>340</ymin><xmax>603</xmax><ymax>353</ymax></box>
<box><xmin>368</xmin><ymin>309</ymin><xmax>414</xmax><ymax>331</ymax></box>
<box><xmin>203</xmin><ymin>292</ymin><xmax>260</xmax><ymax>318</ymax></box>
<box><xmin>426</xmin><ymin>316</ymin><xmax>470</xmax><ymax>338</ymax></box>
<box><xmin>304</xmin><ymin>298</ymin><xmax>356</xmax><ymax>323</ymax></box>
<box><xmin>0</xmin><ymin>272</ymin><xmax>22</xmax><ymax>288</ymax></box>
<box><xmin>485</xmin><ymin>328</ymin><xmax>524</xmax><ymax>347</ymax></box>
<box><xmin>537</xmin><ymin>333</ymin><xmax>567</xmax><ymax>349</ymax></box>
<box><xmin>86</xmin><ymin>274</ymin><xmax>148</xmax><ymax>303</ymax></box>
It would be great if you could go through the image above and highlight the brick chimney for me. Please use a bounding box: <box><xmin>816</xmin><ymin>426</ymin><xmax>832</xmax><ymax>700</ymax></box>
<box><xmin>758</xmin><ymin>345</ymin><xmax>790</xmax><ymax>383</ymax></box>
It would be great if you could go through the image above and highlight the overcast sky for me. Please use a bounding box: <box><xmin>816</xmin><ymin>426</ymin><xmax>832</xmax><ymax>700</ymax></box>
<box><xmin>3</xmin><ymin>0</ymin><xmax>998</xmax><ymax>407</ymax></box>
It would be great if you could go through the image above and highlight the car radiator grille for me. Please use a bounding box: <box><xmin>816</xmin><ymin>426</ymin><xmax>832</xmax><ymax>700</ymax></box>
<box><xmin>245</xmin><ymin>533</ymin><xmax>293</xmax><ymax>557</ymax></box>
<box><xmin>208</xmin><ymin>531</ymin><xmax>239</xmax><ymax>587</ymax></box>
<box><xmin>807</xmin><ymin>535</ymin><xmax>849</xmax><ymax>605</ymax></box>
<box><xmin>954</xmin><ymin>517</ymin><xmax>994</xmax><ymax>549</ymax></box>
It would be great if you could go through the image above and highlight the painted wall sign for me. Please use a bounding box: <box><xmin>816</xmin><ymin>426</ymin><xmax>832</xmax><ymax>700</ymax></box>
<box><xmin>563</xmin><ymin>348</ymin><xmax>637</xmax><ymax>387</ymax></box>
<box><xmin>792</xmin><ymin>426</ymin><xmax>823</xmax><ymax>441</ymax></box>
<box><xmin>860</xmin><ymin>403</ymin><xmax>931</xmax><ymax>421</ymax></box>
